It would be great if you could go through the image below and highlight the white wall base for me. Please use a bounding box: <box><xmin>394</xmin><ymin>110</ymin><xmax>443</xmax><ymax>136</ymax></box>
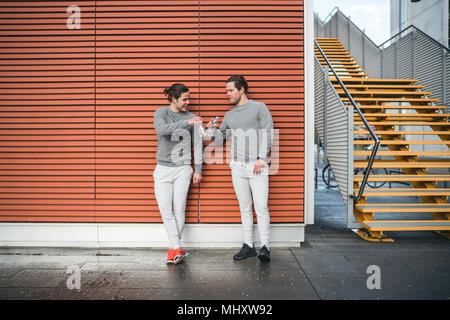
<box><xmin>0</xmin><ymin>223</ymin><xmax>304</xmax><ymax>248</ymax></box>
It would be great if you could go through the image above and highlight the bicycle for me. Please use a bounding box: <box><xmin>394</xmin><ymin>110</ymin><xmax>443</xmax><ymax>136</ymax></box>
<box><xmin>322</xmin><ymin>163</ymin><xmax>389</xmax><ymax>189</ymax></box>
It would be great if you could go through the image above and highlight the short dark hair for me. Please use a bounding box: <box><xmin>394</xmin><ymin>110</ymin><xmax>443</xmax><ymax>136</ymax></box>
<box><xmin>226</xmin><ymin>75</ymin><xmax>248</xmax><ymax>94</ymax></box>
<box><xmin>163</xmin><ymin>83</ymin><xmax>189</xmax><ymax>102</ymax></box>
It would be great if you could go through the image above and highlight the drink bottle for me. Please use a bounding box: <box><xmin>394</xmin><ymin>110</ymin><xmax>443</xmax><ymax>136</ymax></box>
<box><xmin>197</xmin><ymin>116</ymin><xmax>220</xmax><ymax>137</ymax></box>
<box><xmin>205</xmin><ymin>116</ymin><xmax>220</xmax><ymax>136</ymax></box>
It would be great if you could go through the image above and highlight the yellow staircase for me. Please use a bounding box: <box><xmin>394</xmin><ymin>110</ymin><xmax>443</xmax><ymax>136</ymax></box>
<box><xmin>315</xmin><ymin>38</ymin><xmax>450</xmax><ymax>242</ymax></box>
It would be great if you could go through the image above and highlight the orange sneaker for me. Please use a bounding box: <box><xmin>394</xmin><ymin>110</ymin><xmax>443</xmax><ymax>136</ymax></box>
<box><xmin>174</xmin><ymin>248</ymin><xmax>187</xmax><ymax>264</ymax></box>
<box><xmin>166</xmin><ymin>249</ymin><xmax>176</xmax><ymax>264</ymax></box>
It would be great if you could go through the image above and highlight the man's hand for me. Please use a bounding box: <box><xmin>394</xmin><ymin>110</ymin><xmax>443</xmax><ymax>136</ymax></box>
<box><xmin>193</xmin><ymin>173</ymin><xmax>202</xmax><ymax>184</ymax></box>
<box><xmin>253</xmin><ymin>159</ymin><xmax>265</xmax><ymax>175</ymax></box>
<box><xmin>188</xmin><ymin>116</ymin><xmax>203</xmax><ymax>126</ymax></box>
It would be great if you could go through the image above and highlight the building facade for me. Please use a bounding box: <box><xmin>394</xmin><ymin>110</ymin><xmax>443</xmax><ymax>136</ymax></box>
<box><xmin>0</xmin><ymin>1</ymin><xmax>314</xmax><ymax>247</ymax></box>
<box><xmin>391</xmin><ymin>0</ymin><xmax>449</xmax><ymax>47</ymax></box>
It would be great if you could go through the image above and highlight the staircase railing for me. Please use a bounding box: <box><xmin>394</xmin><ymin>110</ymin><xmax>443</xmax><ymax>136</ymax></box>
<box><xmin>314</xmin><ymin>40</ymin><xmax>380</xmax><ymax>202</ymax></box>
<box><xmin>314</xmin><ymin>8</ymin><xmax>381</xmax><ymax>78</ymax></box>
<box><xmin>379</xmin><ymin>25</ymin><xmax>449</xmax><ymax>113</ymax></box>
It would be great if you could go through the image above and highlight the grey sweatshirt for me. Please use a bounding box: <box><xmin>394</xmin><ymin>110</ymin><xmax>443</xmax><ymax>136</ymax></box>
<box><xmin>216</xmin><ymin>99</ymin><xmax>274</xmax><ymax>163</ymax></box>
<box><xmin>153</xmin><ymin>106</ymin><xmax>202</xmax><ymax>174</ymax></box>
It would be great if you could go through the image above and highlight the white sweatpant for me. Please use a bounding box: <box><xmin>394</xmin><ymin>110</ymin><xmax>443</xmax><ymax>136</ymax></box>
<box><xmin>153</xmin><ymin>164</ymin><xmax>193</xmax><ymax>249</ymax></box>
<box><xmin>230</xmin><ymin>161</ymin><xmax>270</xmax><ymax>249</ymax></box>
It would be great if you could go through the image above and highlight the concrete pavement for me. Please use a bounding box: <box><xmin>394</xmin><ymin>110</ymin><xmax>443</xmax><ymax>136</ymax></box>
<box><xmin>0</xmin><ymin>184</ymin><xmax>449</xmax><ymax>300</ymax></box>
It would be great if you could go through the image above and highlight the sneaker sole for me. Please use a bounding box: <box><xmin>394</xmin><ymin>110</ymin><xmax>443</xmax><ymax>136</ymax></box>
<box><xmin>174</xmin><ymin>252</ymin><xmax>188</xmax><ymax>264</ymax></box>
<box><xmin>258</xmin><ymin>254</ymin><xmax>271</xmax><ymax>262</ymax></box>
<box><xmin>233</xmin><ymin>252</ymin><xmax>257</xmax><ymax>261</ymax></box>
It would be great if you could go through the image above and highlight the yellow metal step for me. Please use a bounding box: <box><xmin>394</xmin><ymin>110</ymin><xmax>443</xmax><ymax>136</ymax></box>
<box><xmin>354</xmin><ymin>188</ymin><xmax>450</xmax><ymax>197</ymax></box>
<box><xmin>353</xmin><ymin>174</ymin><xmax>450</xmax><ymax>182</ymax></box>
<box><xmin>363</xmin><ymin>220</ymin><xmax>450</xmax><ymax>231</ymax></box>
<box><xmin>354</xmin><ymin>130</ymin><xmax>450</xmax><ymax>135</ymax></box>
<box><xmin>340</xmin><ymin>74</ymin><xmax>368</xmax><ymax>77</ymax></box>
<box><xmin>354</xmin><ymin>140</ymin><xmax>450</xmax><ymax>145</ymax></box>
<box><xmin>337</xmin><ymin>90</ymin><xmax>432</xmax><ymax>96</ymax></box>
<box><xmin>354</xmin><ymin>160</ymin><xmax>450</xmax><ymax>168</ymax></box>
<box><xmin>355</xmin><ymin>105</ymin><xmax>447</xmax><ymax>110</ymax></box>
<box><xmin>354</xmin><ymin>121</ymin><xmax>449</xmax><ymax>126</ymax></box>
<box><xmin>356</xmin><ymin>203</ymin><xmax>450</xmax><ymax>213</ymax></box>
<box><xmin>353</xmin><ymin>113</ymin><xmax>450</xmax><ymax>118</ymax></box>
<box><xmin>319</xmin><ymin>62</ymin><xmax>360</xmax><ymax>66</ymax></box>
<box><xmin>340</xmin><ymin>84</ymin><xmax>425</xmax><ymax>90</ymax></box>
<box><xmin>330</xmin><ymin>78</ymin><xmax>418</xmax><ymax>84</ymax></box>
<box><xmin>330</xmin><ymin>66</ymin><xmax>363</xmax><ymax>70</ymax></box>
<box><xmin>343</xmin><ymin>97</ymin><xmax>439</xmax><ymax>103</ymax></box>
<box><xmin>336</xmin><ymin>71</ymin><xmax>367</xmax><ymax>74</ymax></box>
<box><xmin>354</xmin><ymin>150</ymin><xmax>450</xmax><ymax>156</ymax></box>
<box><xmin>360</xmin><ymin>117</ymin><xmax>449</xmax><ymax>122</ymax></box>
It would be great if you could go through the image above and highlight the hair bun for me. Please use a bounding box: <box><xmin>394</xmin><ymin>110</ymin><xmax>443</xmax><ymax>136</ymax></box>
<box><xmin>162</xmin><ymin>83</ymin><xmax>189</xmax><ymax>102</ymax></box>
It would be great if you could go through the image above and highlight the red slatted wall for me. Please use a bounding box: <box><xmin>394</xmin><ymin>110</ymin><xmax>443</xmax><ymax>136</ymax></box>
<box><xmin>0</xmin><ymin>1</ymin><xmax>96</xmax><ymax>222</ymax></box>
<box><xmin>0</xmin><ymin>0</ymin><xmax>304</xmax><ymax>224</ymax></box>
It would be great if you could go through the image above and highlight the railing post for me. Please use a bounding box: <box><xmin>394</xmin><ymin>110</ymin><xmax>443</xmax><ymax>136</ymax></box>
<box><xmin>347</xmin><ymin>105</ymin><xmax>356</xmax><ymax>228</ymax></box>
<box><xmin>323</xmin><ymin>66</ymin><xmax>328</xmax><ymax>165</ymax></box>
<box><xmin>443</xmin><ymin>48</ymin><xmax>447</xmax><ymax>107</ymax></box>
<box><xmin>412</xmin><ymin>28</ymin><xmax>416</xmax><ymax>79</ymax></box>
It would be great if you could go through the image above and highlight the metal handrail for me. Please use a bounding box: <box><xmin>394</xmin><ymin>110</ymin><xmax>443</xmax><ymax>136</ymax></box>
<box><xmin>314</xmin><ymin>40</ymin><xmax>380</xmax><ymax>201</ymax></box>
<box><xmin>319</xmin><ymin>7</ymin><xmax>380</xmax><ymax>49</ymax></box>
<box><xmin>379</xmin><ymin>25</ymin><xmax>450</xmax><ymax>51</ymax></box>
<box><xmin>322</xmin><ymin>6</ymin><xmax>339</xmax><ymax>24</ymax></box>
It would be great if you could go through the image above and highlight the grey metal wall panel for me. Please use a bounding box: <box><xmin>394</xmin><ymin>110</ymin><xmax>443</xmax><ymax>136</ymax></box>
<box><xmin>320</xmin><ymin>10</ymin><xmax>382</xmax><ymax>78</ymax></box>
<box><xmin>325</xmin><ymin>81</ymin><xmax>349</xmax><ymax>208</ymax></box>
<box><xmin>382</xmin><ymin>44</ymin><xmax>396</xmax><ymax>79</ymax></box>
<box><xmin>314</xmin><ymin>56</ymin><xmax>351</xmax><ymax>209</ymax></box>
<box><xmin>314</xmin><ymin>58</ymin><xmax>325</xmax><ymax>144</ymax></box>
<box><xmin>364</xmin><ymin>40</ymin><xmax>381</xmax><ymax>78</ymax></box>
<box><xmin>348</xmin><ymin>22</ymin><xmax>364</xmax><ymax>71</ymax></box>
<box><xmin>314</xmin><ymin>13</ymin><xmax>325</xmax><ymax>38</ymax></box>
<box><xmin>397</xmin><ymin>32</ymin><xmax>413</xmax><ymax>79</ymax></box>
<box><xmin>336</xmin><ymin>11</ymin><xmax>349</xmax><ymax>50</ymax></box>
<box><xmin>415</xmin><ymin>32</ymin><xmax>444</xmax><ymax>103</ymax></box>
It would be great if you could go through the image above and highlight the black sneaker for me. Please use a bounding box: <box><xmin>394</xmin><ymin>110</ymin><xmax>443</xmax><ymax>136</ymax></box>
<box><xmin>233</xmin><ymin>243</ymin><xmax>257</xmax><ymax>261</ymax></box>
<box><xmin>258</xmin><ymin>245</ymin><xmax>271</xmax><ymax>262</ymax></box>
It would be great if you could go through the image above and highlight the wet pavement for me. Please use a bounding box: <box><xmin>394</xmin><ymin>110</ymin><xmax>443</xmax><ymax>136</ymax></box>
<box><xmin>0</xmin><ymin>182</ymin><xmax>449</xmax><ymax>300</ymax></box>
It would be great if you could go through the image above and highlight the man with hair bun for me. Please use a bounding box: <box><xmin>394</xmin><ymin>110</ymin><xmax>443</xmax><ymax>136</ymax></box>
<box><xmin>152</xmin><ymin>83</ymin><xmax>203</xmax><ymax>264</ymax></box>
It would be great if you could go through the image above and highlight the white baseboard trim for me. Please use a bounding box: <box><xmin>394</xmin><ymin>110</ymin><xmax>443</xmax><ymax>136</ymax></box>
<box><xmin>0</xmin><ymin>223</ymin><xmax>305</xmax><ymax>248</ymax></box>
